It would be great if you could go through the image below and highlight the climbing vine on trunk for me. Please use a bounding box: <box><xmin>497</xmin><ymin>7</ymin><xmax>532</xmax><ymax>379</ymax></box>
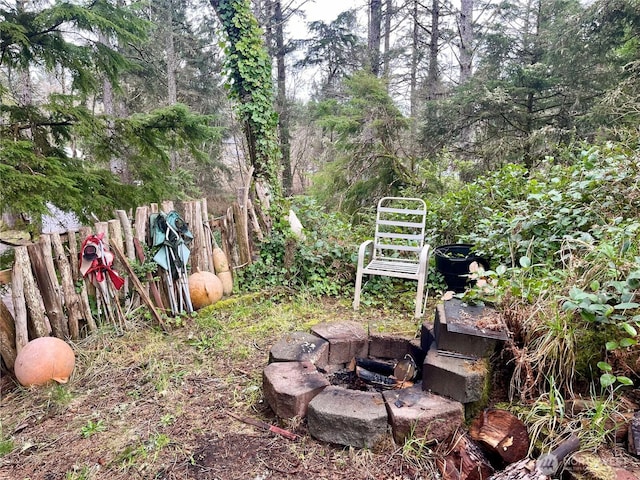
<box><xmin>210</xmin><ymin>0</ymin><xmax>281</xmax><ymax>201</ymax></box>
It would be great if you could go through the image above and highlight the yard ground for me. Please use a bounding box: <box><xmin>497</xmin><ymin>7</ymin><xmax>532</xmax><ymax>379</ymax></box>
<box><xmin>1</xmin><ymin>294</ymin><xmax>639</xmax><ymax>480</ymax></box>
<box><xmin>0</xmin><ymin>296</ymin><xmax>438</xmax><ymax>480</ymax></box>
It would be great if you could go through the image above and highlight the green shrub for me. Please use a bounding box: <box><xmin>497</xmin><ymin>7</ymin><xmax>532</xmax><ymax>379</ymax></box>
<box><xmin>236</xmin><ymin>197</ymin><xmax>356</xmax><ymax>297</ymax></box>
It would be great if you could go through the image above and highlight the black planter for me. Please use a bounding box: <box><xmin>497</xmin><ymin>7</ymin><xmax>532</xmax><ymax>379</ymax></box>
<box><xmin>434</xmin><ymin>244</ymin><xmax>489</xmax><ymax>293</ymax></box>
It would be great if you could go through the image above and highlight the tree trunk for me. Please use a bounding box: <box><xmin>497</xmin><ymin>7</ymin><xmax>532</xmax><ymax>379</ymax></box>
<box><xmin>166</xmin><ymin>3</ymin><xmax>178</xmax><ymax>106</ymax></box>
<box><xmin>427</xmin><ymin>0</ymin><xmax>440</xmax><ymax>100</ymax></box>
<box><xmin>459</xmin><ymin>0</ymin><xmax>473</xmax><ymax>84</ymax></box>
<box><xmin>410</xmin><ymin>0</ymin><xmax>420</xmax><ymax>118</ymax></box>
<box><xmin>273</xmin><ymin>0</ymin><xmax>293</xmax><ymax>196</ymax></box>
<box><xmin>382</xmin><ymin>0</ymin><xmax>392</xmax><ymax>81</ymax></box>
<box><xmin>368</xmin><ymin>0</ymin><xmax>382</xmax><ymax>76</ymax></box>
<box><xmin>210</xmin><ymin>0</ymin><xmax>281</xmax><ymax>212</ymax></box>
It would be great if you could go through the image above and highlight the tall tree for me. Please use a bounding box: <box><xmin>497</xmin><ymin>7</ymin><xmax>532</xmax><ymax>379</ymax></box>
<box><xmin>0</xmin><ymin>0</ymin><xmax>148</xmax><ymax>220</ymax></box>
<box><xmin>310</xmin><ymin>72</ymin><xmax>415</xmax><ymax>214</ymax></box>
<box><xmin>427</xmin><ymin>0</ymin><xmax>441</xmax><ymax>99</ymax></box>
<box><xmin>419</xmin><ymin>0</ymin><xmax>619</xmax><ymax>171</ymax></box>
<box><xmin>297</xmin><ymin>10</ymin><xmax>363</xmax><ymax>97</ymax></box>
<box><xmin>210</xmin><ymin>0</ymin><xmax>282</xmax><ymax>213</ymax></box>
<box><xmin>458</xmin><ymin>0</ymin><xmax>473</xmax><ymax>83</ymax></box>
<box><xmin>382</xmin><ymin>0</ymin><xmax>393</xmax><ymax>80</ymax></box>
<box><xmin>0</xmin><ymin>0</ymin><xmax>221</xmax><ymax>221</ymax></box>
<box><xmin>368</xmin><ymin>0</ymin><xmax>383</xmax><ymax>76</ymax></box>
<box><xmin>272</xmin><ymin>0</ymin><xmax>293</xmax><ymax>196</ymax></box>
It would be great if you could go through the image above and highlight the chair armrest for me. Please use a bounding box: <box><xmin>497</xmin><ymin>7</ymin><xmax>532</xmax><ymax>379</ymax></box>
<box><xmin>356</xmin><ymin>240</ymin><xmax>374</xmax><ymax>270</ymax></box>
<box><xmin>418</xmin><ymin>244</ymin><xmax>431</xmax><ymax>275</ymax></box>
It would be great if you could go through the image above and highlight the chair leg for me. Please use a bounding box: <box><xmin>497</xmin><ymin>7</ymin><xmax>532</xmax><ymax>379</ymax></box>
<box><xmin>353</xmin><ymin>270</ymin><xmax>364</xmax><ymax>310</ymax></box>
<box><xmin>415</xmin><ymin>275</ymin><xmax>427</xmax><ymax>319</ymax></box>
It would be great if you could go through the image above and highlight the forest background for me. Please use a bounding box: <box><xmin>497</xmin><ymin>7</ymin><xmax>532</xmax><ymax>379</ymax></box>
<box><xmin>2</xmin><ymin>0</ymin><xmax>640</xmax><ymax>389</ymax></box>
<box><xmin>3</xmin><ymin>0</ymin><xmax>638</xmax><ymax>225</ymax></box>
<box><xmin>2</xmin><ymin>0</ymin><xmax>640</xmax><ymax>476</ymax></box>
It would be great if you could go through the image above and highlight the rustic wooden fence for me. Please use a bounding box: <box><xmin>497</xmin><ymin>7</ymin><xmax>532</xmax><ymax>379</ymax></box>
<box><xmin>0</xmin><ymin>195</ymin><xmax>263</xmax><ymax>373</ymax></box>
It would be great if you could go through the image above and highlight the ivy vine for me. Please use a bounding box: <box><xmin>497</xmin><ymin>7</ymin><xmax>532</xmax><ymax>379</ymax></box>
<box><xmin>210</xmin><ymin>0</ymin><xmax>281</xmax><ymax>196</ymax></box>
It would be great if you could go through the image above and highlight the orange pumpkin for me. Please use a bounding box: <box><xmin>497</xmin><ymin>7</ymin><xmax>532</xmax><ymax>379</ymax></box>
<box><xmin>14</xmin><ymin>337</ymin><xmax>75</xmax><ymax>387</ymax></box>
<box><xmin>189</xmin><ymin>271</ymin><xmax>223</xmax><ymax>309</ymax></box>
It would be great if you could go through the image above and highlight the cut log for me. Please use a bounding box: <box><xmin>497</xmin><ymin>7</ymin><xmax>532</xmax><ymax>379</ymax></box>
<box><xmin>488</xmin><ymin>434</ymin><xmax>579</xmax><ymax>480</ymax></box>
<box><xmin>470</xmin><ymin>408</ymin><xmax>530</xmax><ymax>466</ymax></box>
<box><xmin>195</xmin><ymin>200</ymin><xmax>211</xmax><ymax>273</ymax></box>
<box><xmin>355</xmin><ymin>366</ymin><xmax>397</xmax><ymax>386</ymax></box>
<box><xmin>67</xmin><ymin>230</ymin><xmax>80</xmax><ymax>282</ymax></box>
<box><xmin>161</xmin><ymin>200</ymin><xmax>174</xmax><ymax>214</ymax></box>
<box><xmin>439</xmin><ymin>430</ymin><xmax>495</xmax><ymax>480</ymax></box>
<box><xmin>233</xmin><ymin>202</ymin><xmax>251</xmax><ymax>266</ymax></box>
<box><xmin>108</xmin><ymin>218</ymin><xmax>127</xmax><ymax>298</ymax></box>
<box><xmin>116</xmin><ymin>210</ymin><xmax>135</xmax><ymax>261</ymax></box>
<box><xmin>11</xmin><ymin>250</ymin><xmax>29</xmax><ymax>352</ymax></box>
<box><xmin>0</xmin><ymin>300</ymin><xmax>17</xmax><ymax>369</ymax></box>
<box><xmin>134</xmin><ymin>206</ymin><xmax>149</xmax><ymax>244</ymax></box>
<box><xmin>28</xmin><ymin>240</ymin><xmax>68</xmax><ymax>339</ymax></box>
<box><xmin>51</xmin><ymin>233</ymin><xmax>82</xmax><ymax>340</ymax></box>
<box><xmin>200</xmin><ymin>198</ymin><xmax>214</xmax><ymax>273</ymax></box>
<box><xmin>15</xmin><ymin>246</ymin><xmax>50</xmax><ymax>339</ymax></box>
<box><xmin>349</xmin><ymin>357</ymin><xmax>395</xmax><ymax>376</ymax></box>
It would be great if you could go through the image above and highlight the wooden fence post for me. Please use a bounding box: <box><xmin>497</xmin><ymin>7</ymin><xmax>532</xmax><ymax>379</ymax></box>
<box><xmin>28</xmin><ymin>240</ymin><xmax>68</xmax><ymax>339</ymax></box>
<box><xmin>0</xmin><ymin>299</ymin><xmax>17</xmax><ymax>369</ymax></box>
<box><xmin>14</xmin><ymin>246</ymin><xmax>50</xmax><ymax>339</ymax></box>
<box><xmin>51</xmin><ymin>232</ymin><xmax>83</xmax><ymax>339</ymax></box>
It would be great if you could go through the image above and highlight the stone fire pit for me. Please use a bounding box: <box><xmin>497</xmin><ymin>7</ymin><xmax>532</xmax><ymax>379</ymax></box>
<box><xmin>263</xmin><ymin>301</ymin><xmax>507</xmax><ymax>448</ymax></box>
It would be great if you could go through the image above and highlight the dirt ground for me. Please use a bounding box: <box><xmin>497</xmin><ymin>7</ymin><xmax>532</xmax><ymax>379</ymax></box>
<box><xmin>1</xmin><ymin>296</ymin><xmax>639</xmax><ymax>480</ymax></box>
<box><xmin>0</xmin><ymin>297</ymin><xmax>440</xmax><ymax>480</ymax></box>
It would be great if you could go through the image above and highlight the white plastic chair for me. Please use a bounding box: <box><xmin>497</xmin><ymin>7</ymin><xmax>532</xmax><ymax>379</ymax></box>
<box><xmin>353</xmin><ymin>197</ymin><xmax>431</xmax><ymax>318</ymax></box>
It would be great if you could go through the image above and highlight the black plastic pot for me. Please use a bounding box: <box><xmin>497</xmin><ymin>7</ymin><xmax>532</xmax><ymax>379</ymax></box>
<box><xmin>434</xmin><ymin>244</ymin><xmax>489</xmax><ymax>293</ymax></box>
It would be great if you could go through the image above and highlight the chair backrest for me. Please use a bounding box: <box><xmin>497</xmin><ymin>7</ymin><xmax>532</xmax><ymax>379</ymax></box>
<box><xmin>373</xmin><ymin>197</ymin><xmax>426</xmax><ymax>259</ymax></box>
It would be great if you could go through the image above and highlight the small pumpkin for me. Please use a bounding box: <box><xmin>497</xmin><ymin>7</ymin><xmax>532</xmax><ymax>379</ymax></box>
<box><xmin>217</xmin><ymin>270</ymin><xmax>233</xmax><ymax>296</ymax></box>
<box><xmin>212</xmin><ymin>247</ymin><xmax>229</xmax><ymax>273</ymax></box>
<box><xmin>14</xmin><ymin>337</ymin><xmax>75</xmax><ymax>387</ymax></box>
<box><xmin>189</xmin><ymin>271</ymin><xmax>223</xmax><ymax>309</ymax></box>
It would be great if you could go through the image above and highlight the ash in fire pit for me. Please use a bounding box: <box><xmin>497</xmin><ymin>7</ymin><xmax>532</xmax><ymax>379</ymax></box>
<box><xmin>324</xmin><ymin>355</ymin><xmax>419</xmax><ymax>393</ymax></box>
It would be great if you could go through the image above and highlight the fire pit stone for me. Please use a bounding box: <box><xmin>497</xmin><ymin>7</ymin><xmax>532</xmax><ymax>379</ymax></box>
<box><xmin>262</xmin><ymin>361</ymin><xmax>330</xmax><ymax>419</ymax></box>
<box><xmin>310</xmin><ymin>321</ymin><xmax>368</xmax><ymax>365</ymax></box>
<box><xmin>434</xmin><ymin>299</ymin><xmax>508</xmax><ymax>358</ymax></box>
<box><xmin>383</xmin><ymin>385</ymin><xmax>464</xmax><ymax>445</ymax></box>
<box><xmin>268</xmin><ymin>331</ymin><xmax>329</xmax><ymax>368</ymax></box>
<box><xmin>422</xmin><ymin>348</ymin><xmax>489</xmax><ymax>404</ymax></box>
<box><xmin>368</xmin><ymin>333</ymin><xmax>421</xmax><ymax>361</ymax></box>
<box><xmin>307</xmin><ymin>386</ymin><xmax>389</xmax><ymax>448</ymax></box>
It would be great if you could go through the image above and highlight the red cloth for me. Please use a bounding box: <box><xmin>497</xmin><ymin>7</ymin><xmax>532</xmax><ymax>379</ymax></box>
<box><xmin>79</xmin><ymin>233</ymin><xmax>125</xmax><ymax>290</ymax></box>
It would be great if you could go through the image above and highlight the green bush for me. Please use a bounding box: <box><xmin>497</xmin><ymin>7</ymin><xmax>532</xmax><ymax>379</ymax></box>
<box><xmin>236</xmin><ymin>197</ymin><xmax>356</xmax><ymax>297</ymax></box>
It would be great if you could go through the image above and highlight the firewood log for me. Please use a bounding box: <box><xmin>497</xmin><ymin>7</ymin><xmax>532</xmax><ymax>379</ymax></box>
<box><xmin>470</xmin><ymin>408</ymin><xmax>530</xmax><ymax>466</ymax></box>
<box><xmin>438</xmin><ymin>430</ymin><xmax>495</xmax><ymax>480</ymax></box>
<box><xmin>487</xmin><ymin>434</ymin><xmax>579</xmax><ymax>480</ymax></box>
